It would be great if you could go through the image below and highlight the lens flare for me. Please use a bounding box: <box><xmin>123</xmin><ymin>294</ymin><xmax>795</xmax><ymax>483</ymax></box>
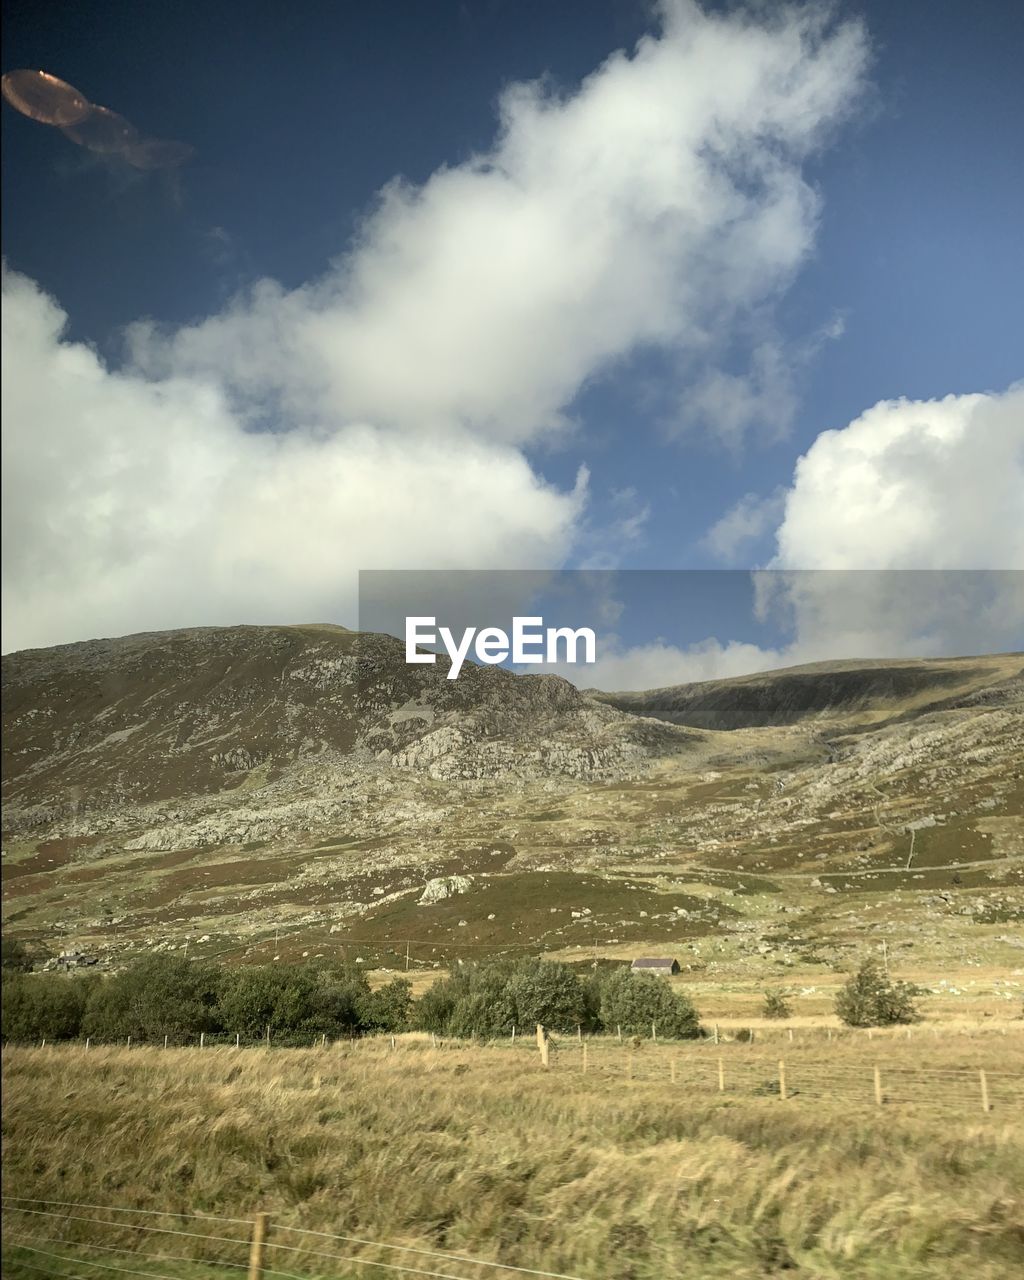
<box><xmin>61</xmin><ymin>104</ymin><xmax>139</xmax><ymax>154</ymax></box>
<box><xmin>125</xmin><ymin>138</ymin><xmax>195</xmax><ymax>169</ymax></box>
<box><xmin>1</xmin><ymin>69</ymin><xmax>90</xmax><ymax>126</ymax></box>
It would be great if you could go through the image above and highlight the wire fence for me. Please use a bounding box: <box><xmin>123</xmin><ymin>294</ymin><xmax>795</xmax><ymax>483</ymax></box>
<box><xmin>5</xmin><ymin>1030</ymin><xmax>1021</xmax><ymax>1118</ymax></box>
<box><xmin>0</xmin><ymin>1197</ymin><xmax>590</xmax><ymax>1280</ymax></box>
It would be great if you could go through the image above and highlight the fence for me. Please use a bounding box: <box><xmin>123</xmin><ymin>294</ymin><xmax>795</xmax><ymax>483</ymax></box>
<box><xmin>530</xmin><ymin>1042</ymin><xmax>1017</xmax><ymax>1113</ymax></box>
<box><xmin>1</xmin><ymin>1197</ymin><xmax>590</xmax><ymax>1280</ymax></box>
<box><xmin>6</xmin><ymin>1030</ymin><xmax>1021</xmax><ymax>1118</ymax></box>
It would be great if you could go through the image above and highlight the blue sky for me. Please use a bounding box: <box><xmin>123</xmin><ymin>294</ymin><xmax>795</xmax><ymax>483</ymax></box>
<box><xmin>2</xmin><ymin>1</ymin><xmax>1022</xmax><ymax>672</ymax></box>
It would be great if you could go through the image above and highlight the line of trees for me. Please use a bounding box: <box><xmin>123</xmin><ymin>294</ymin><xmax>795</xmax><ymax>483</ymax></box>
<box><xmin>1</xmin><ymin>954</ymin><xmax>703</xmax><ymax>1045</ymax></box>
<box><xmin>0</xmin><ymin>952</ymin><xmax>925</xmax><ymax>1046</ymax></box>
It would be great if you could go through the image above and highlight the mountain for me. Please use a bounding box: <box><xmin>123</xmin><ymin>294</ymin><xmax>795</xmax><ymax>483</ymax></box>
<box><xmin>591</xmin><ymin>654</ymin><xmax>1023</xmax><ymax>730</ymax></box>
<box><xmin>2</xmin><ymin>628</ymin><xmax>1021</xmax><ymax>975</ymax></box>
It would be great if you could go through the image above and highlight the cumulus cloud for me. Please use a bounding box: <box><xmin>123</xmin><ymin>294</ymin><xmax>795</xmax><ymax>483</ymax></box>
<box><xmin>596</xmin><ymin>387</ymin><xmax>1024</xmax><ymax>690</ymax></box>
<box><xmin>3</xmin><ymin>1</ymin><xmax>870</xmax><ymax>652</ymax></box>
<box><xmin>773</xmin><ymin>385</ymin><xmax>1024</xmax><ymax>570</ymax></box>
<box><xmin>0</xmin><ymin>272</ymin><xmax>584</xmax><ymax>652</ymax></box>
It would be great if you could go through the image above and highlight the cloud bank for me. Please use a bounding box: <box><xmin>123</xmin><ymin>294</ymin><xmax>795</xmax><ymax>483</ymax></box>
<box><xmin>3</xmin><ymin>2</ymin><xmax>869</xmax><ymax>652</ymax></box>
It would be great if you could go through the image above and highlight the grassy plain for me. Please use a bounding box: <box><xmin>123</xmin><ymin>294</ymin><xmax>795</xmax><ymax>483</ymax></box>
<box><xmin>3</xmin><ymin>1026</ymin><xmax>1023</xmax><ymax>1280</ymax></box>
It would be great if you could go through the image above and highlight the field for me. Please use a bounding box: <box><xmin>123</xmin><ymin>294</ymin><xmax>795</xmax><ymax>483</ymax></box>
<box><xmin>3</xmin><ymin>1026</ymin><xmax>1023</xmax><ymax>1280</ymax></box>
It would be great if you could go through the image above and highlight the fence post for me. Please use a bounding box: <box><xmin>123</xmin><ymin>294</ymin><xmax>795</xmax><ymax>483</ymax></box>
<box><xmin>873</xmin><ymin>1064</ymin><xmax>883</xmax><ymax>1107</ymax></box>
<box><xmin>578</xmin><ymin>1025</ymin><xmax>582</xmax><ymax>1041</ymax></box>
<box><xmin>431</xmin><ymin>1032</ymin><xmax>437</xmax><ymax>1049</ymax></box>
<box><xmin>265</xmin><ymin>1024</ymin><xmax>271</xmax><ymax>1048</ymax></box>
<box><xmin>247</xmin><ymin>1212</ymin><xmax>270</xmax><ymax>1280</ymax></box>
<box><xmin>788</xmin><ymin>1028</ymin><xmax>793</xmax><ymax>1043</ymax></box>
<box><xmin>164</xmin><ymin>1035</ymin><xmax>168</xmax><ymax>1050</ymax></box>
<box><xmin>127</xmin><ymin>1036</ymin><xmax>131</xmax><ymax>1051</ymax></box>
<box><xmin>85</xmin><ymin>1037</ymin><xmax>91</xmax><ymax>1051</ymax></box>
<box><xmin>582</xmin><ymin>1043</ymin><xmax>588</xmax><ymax>1075</ymax></box>
<box><xmin>979</xmin><ymin>1069</ymin><xmax>990</xmax><ymax>1114</ymax></box>
<box><xmin>778</xmin><ymin>1059</ymin><xmax>787</xmax><ymax>1100</ymax></box>
<box><xmin>617</xmin><ymin>1024</ymin><xmax>622</xmax><ymax>1042</ymax></box>
<box><xmin>714</xmin><ymin>1024</ymin><xmax>719</xmax><ymax>1045</ymax></box>
<box><xmin>40</xmin><ymin>1039</ymin><xmax>46</xmax><ymax>1050</ymax></box>
<box><xmin>718</xmin><ymin>1057</ymin><xmax>725</xmax><ymax>1092</ymax></box>
<box><xmin>200</xmin><ymin>1032</ymin><xmax>205</xmax><ymax>1049</ymax></box>
<box><xmin>390</xmin><ymin>1036</ymin><xmax>396</xmax><ymax>1052</ymax></box>
<box><xmin>236</xmin><ymin>1033</ymin><xmax>240</xmax><ymax>1049</ymax></box>
<box><xmin>511</xmin><ymin>1025</ymin><xmax>516</xmax><ymax>1042</ymax></box>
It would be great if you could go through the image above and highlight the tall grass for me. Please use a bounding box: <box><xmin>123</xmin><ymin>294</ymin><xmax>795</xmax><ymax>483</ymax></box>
<box><xmin>2</xmin><ymin>1038</ymin><xmax>1023</xmax><ymax>1279</ymax></box>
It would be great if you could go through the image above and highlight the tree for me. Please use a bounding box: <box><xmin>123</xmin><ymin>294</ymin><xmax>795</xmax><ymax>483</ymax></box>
<box><xmin>413</xmin><ymin>958</ymin><xmax>592</xmax><ymax>1038</ymax></box>
<box><xmin>217</xmin><ymin>964</ymin><xmax>321</xmax><ymax>1040</ymax></box>
<box><xmin>311</xmin><ymin>965</ymin><xmax>371</xmax><ymax>1036</ymax></box>
<box><xmin>413</xmin><ymin>976</ymin><xmax>460</xmax><ymax>1034</ymax></box>
<box><xmin>1</xmin><ymin>938</ymin><xmax>35</xmax><ymax>973</ymax></box>
<box><xmin>357</xmin><ymin>978</ymin><xmax>413</xmax><ymax>1033</ymax></box>
<box><xmin>834</xmin><ymin>959</ymin><xmax>919</xmax><ymax>1027</ymax></box>
<box><xmin>762</xmin><ymin>989</ymin><xmax>792</xmax><ymax>1020</ymax></box>
<box><xmin>598</xmin><ymin>968</ymin><xmax>702</xmax><ymax>1039</ymax></box>
<box><xmin>84</xmin><ymin>955</ymin><xmax>224</xmax><ymax>1042</ymax></box>
<box><xmin>506</xmin><ymin>959</ymin><xmax>590</xmax><ymax>1033</ymax></box>
<box><xmin>2</xmin><ymin>973</ymin><xmax>93</xmax><ymax>1041</ymax></box>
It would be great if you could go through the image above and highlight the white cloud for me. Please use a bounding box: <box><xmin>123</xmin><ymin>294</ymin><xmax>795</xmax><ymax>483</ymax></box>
<box><xmin>773</xmin><ymin>386</ymin><xmax>1024</xmax><ymax>570</ymax></box>
<box><xmin>126</xmin><ymin>1</ymin><xmax>868</xmax><ymax>448</ymax></box>
<box><xmin>2</xmin><ymin>2</ymin><xmax>870</xmax><ymax>652</ymax></box>
<box><xmin>0</xmin><ymin>271</ymin><xmax>584</xmax><ymax>652</ymax></box>
<box><xmin>573</xmin><ymin>636</ymin><xmax>788</xmax><ymax>691</ymax></box>
<box><xmin>702</xmin><ymin>487</ymin><xmax>787</xmax><ymax>562</ymax></box>
<box><xmin>611</xmin><ymin>386</ymin><xmax>1024</xmax><ymax>690</ymax></box>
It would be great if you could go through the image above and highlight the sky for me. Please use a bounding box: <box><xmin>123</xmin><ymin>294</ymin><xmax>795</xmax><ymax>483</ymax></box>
<box><xmin>2</xmin><ymin>0</ymin><xmax>1022</xmax><ymax>680</ymax></box>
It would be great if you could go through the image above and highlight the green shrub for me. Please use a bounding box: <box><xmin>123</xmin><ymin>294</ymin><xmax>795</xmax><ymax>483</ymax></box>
<box><xmin>1</xmin><ymin>973</ymin><xmax>93</xmax><ymax>1041</ymax></box>
<box><xmin>357</xmin><ymin>978</ymin><xmax>413</xmax><ymax>1033</ymax></box>
<box><xmin>598</xmin><ymin>968</ymin><xmax>702</xmax><ymax>1039</ymax></box>
<box><xmin>835</xmin><ymin>959</ymin><xmax>920</xmax><ymax>1027</ymax></box>
<box><xmin>1</xmin><ymin>938</ymin><xmax>36</xmax><ymax>973</ymax></box>
<box><xmin>762</xmin><ymin>989</ymin><xmax>792</xmax><ymax>1020</ymax></box>
<box><xmin>81</xmin><ymin>955</ymin><xmax>224</xmax><ymax>1043</ymax></box>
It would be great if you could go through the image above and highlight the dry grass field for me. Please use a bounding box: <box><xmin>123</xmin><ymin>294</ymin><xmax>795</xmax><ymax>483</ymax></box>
<box><xmin>3</xmin><ymin>1030</ymin><xmax>1023</xmax><ymax>1280</ymax></box>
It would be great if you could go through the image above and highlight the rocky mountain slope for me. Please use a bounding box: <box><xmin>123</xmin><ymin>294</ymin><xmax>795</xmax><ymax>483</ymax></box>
<box><xmin>2</xmin><ymin>628</ymin><xmax>1021</xmax><ymax>973</ymax></box>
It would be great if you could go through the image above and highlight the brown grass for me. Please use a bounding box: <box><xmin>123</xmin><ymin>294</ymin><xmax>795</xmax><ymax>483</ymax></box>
<box><xmin>3</xmin><ymin>1033</ymin><xmax>1023</xmax><ymax>1280</ymax></box>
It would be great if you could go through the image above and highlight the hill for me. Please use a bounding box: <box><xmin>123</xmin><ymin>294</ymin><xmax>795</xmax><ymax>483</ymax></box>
<box><xmin>2</xmin><ymin>628</ymin><xmax>1021</xmax><ymax>979</ymax></box>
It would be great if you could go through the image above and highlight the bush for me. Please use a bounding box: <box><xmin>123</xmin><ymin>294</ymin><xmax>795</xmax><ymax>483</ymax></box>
<box><xmin>413</xmin><ymin>976</ymin><xmax>461</xmax><ymax>1034</ymax></box>
<box><xmin>83</xmin><ymin>955</ymin><xmax>224</xmax><ymax>1043</ymax></box>
<box><xmin>762</xmin><ymin>989</ymin><xmax>792</xmax><ymax>1020</ymax></box>
<box><xmin>357</xmin><ymin>978</ymin><xmax>413</xmax><ymax>1033</ymax></box>
<box><xmin>1</xmin><ymin>938</ymin><xmax>36</xmax><ymax>973</ymax></box>
<box><xmin>414</xmin><ymin>958</ymin><xmax>593</xmax><ymax>1038</ymax></box>
<box><xmin>598</xmin><ymin>968</ymin><xmax>702</xmax><ymax>1039</ymax></box>
<box><xmin>505</xmin><ymin>958</ymin><xmax>592</xmax><ymax>1034</ymax></box>
<box><xmin>2</xmin><ymin>973</ymin><xmax>93</xmax><ymax>1042</ymax></box>
<box><xmin>835</xmin><ymin>959</ymin><xmax>920</xmax><ymax>1027</ymax></box>
<box><xmin>217</xmin><ymin>964</ymin><xmax>323</xmax><ymax>1040</ymax></box>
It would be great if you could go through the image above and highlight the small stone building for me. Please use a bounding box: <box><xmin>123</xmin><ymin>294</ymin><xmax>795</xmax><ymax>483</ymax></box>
<box><xmin>630</xmin><ymin>957</ymin><xmax>680</xmax><ymax>976</ymax></box>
